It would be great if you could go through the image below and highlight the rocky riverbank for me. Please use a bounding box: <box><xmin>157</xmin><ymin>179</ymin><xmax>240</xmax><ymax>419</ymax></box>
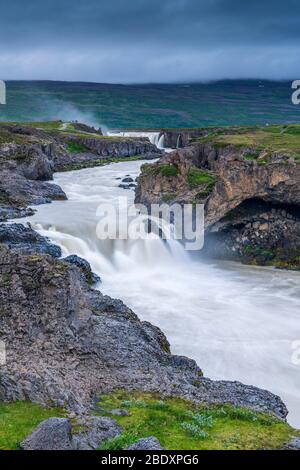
<box><xmin>1</xmin><ymin>222</ymin><xmax>297</xmax><ymax>449</ymax></box>
<box><xmin>0</xmin><ymin>223</ymin><xmax>287</xmax><ymax>417</ymax></box>
<box><xmin>0</xmin><ymin>121</ymin><xmax>162</xmax><ymax>221</ymax></box>
<box><xmin>136</xmin><ymin>124</ymin><xmax>300</xmax><ymax>269</ymax></box>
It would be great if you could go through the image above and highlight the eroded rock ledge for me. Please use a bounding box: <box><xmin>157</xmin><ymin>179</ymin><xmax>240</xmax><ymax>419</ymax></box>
<box><xmin>135</xmin><ymin>124</ymin><xmax>300</xmax><ymax>268</ymax></box>
<box><xmin>0</xmin><ymin>234</ymin><xmax>287</xmax><ymax>419</ymax></box>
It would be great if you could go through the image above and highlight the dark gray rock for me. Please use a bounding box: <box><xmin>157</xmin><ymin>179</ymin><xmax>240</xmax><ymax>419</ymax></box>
<box><xmin>63</xmin><ymin>255</ymin><xmax>101</xmax><ymax>285</ymax></box>
<box><xmin>284</xmin><ymin>438</ymin><xmax>300</xmax><ymax>450</ymax></box>
<box><xmin>72</xmin><ymin>417</ymin><xmax>121</xmax><ymax>450</ymax></box>
<box><xmin>72</xmin><ymin>122</ymin><xmax>103</xmax><ymax>136</ymax></box>
<box><xmin>0</xmin><ymin>205</ymin><xmax>35</xmax><ymax>222</ymax></box>
<box><xmin>20</xmin><ymin>418</ymin><xmax>73</xmax><ymax>450</ymax></box>
<box><xmin>122</xmin><ymin>177</ymin><xmax>134</xmax><ymax>183</ymax></box>
<box><xmin>126</xmin><ymin>437</ymin><xmax>163</xmax><ymax>451</ymax></box>
<box><xmin>0</xmin><ymin>244</ymin><xmax>288</xmax><ymax>419</ymax></box>
<box><xmin>0</xmin><ymin>223</ymin><xmax>62</xmax><ymax>257</ymax></box>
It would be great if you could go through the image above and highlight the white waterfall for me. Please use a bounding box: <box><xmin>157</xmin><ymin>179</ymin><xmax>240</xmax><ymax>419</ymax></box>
<box><xmin>107</xmin><ymin>130</ymin><xmax>165</xmax><ymax>148</ymax></box>
<box><xmin>15</xmin><ymin>159</ymin><xmax>300</xmax><ymax>428</ymax></box>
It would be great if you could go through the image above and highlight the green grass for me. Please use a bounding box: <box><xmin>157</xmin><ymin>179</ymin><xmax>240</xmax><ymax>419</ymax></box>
<box><xmin>98</xmin><ymin>392</ymin><xmax>297</xmax><ymax>451</ymax></box>
<box><xmin>0</xmin><ymin>120</ymin><xmax>63</xmax><ymax>131</ymax></box>
<box><xmin>161</xmin><ymin>192</ymin><xmax>177</xmax><ymax>202</ymax></box>
<box><xmin>0</xmin><ymin>402</ymin><xmax>64</xmax><ymax>450</ymax></box>
<box><xmin>198</xmin><ymin>124</ymin><xmax>300</xmax><ymax>162</ymax></box>
<box><xmin>187</xmin><ymin>169</ymin><xmax>216</xmax><ymax>190</ymax></box>
<box><xmin>67</xmin><ymin>141</ymin><xmax>89</xmax><ymax>154</ymax></box>
<box><xmin>158</xmin><ymin>164</ymin><xmax>180</xmax><ymax>177</ymax></box>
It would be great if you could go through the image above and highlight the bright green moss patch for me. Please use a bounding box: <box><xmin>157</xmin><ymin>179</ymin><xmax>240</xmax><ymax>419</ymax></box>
<box><xmin>187</xmin><ymin>168</ymin><xmax>216</xmax><ymax>190</ymax></box>
<box><xmin>161</xmin><ymin>192</ymin><xmax>177</xmax><ymax>202</ymax></box>
<box><xmin>158</xmin><ymin>164</ymin><xmax>179</xmax><ymax>178</ymax></box>
<box><xmin>98</xmin><ymin>392</ymin><xmax>296</xmax><ymax>451</ymax></box>
<box><xmin>198</xmin><ymin>124</ymin><xmax>300</xmax><ymax>162</ymax></box>
<box><xmin>0</xmin><ymin>402</ymin><xmax>64</xmax><ymax>450</ymax></box>
<box><xmin>67</xmin><ymin>141</ymin><xmax>89</xmax><ymax>154</ymax></box>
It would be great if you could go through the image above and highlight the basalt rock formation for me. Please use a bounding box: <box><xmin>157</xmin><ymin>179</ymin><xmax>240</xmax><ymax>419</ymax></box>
<box><xmin>0</xmin><ymin>231</ymin><xmax>287</xmax><ymax>419</ymax></box>
<box><xmin>135</xmin><ymin>125</ymin><xmax>300</xmax><ymax>268</ymax></box>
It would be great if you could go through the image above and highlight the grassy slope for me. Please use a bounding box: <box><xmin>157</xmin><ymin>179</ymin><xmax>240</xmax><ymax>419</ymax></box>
<box><xmin>0</xmin><ymin>402</ymin><xmax>64</xmax><ymax>450</ymax></box>
<box><xmin>98</xmin><ymin>392</ymin><xmax>297</xmax><ymax>451</ymax></box>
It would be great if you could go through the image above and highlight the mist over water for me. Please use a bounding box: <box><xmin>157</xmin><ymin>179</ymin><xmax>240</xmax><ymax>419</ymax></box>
<box><xmin>2</xmin><ymin>80</ymin><xmax>300</xmax><ymax>128</ymax></box>
<box><xmin>19</xmin><ymin>160</ymin><xmax>300</xmax><ymax>428</ymax></box>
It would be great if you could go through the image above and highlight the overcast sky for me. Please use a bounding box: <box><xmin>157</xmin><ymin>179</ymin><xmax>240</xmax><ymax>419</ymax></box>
<box><xmin>0</xmin><ymin>0</ymin><xmax>299</xmax><ymax>83</ymax></box>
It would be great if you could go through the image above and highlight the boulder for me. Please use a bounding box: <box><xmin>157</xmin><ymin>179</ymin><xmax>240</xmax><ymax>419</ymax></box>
<box><xmin>122</xmin><ymin>177</ymin><xmax>134</xmax><ymax>183</ymax></box>
<box><xmin>126</xmin><ymin>437</ymin><xmax>163</xmax><ymax>450</ymax></box>
<box><xmin>20</xmin><ymin>418</ymin><xmax>73</xmax><ymax>450</ymax></box>
<box><xmin>0</xmin><ymin>223</ymin><xmax>61</xmax><ymax>257</ymax></box>
<box><xmin>20</xmin><ymin>416</ymin><xmax>122</xmax><ymax>451</ymax></box>
<box><xmin>63</xmin><ymin>255</ymin><xmax>101</xmax><ymax>284</ymax></box>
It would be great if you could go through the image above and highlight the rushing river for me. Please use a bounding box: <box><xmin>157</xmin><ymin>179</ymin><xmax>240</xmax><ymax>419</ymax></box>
<box><xmin>19</xmin><ymin>160</ymin><xmax>300</xmax><ymax>427</ymax></box>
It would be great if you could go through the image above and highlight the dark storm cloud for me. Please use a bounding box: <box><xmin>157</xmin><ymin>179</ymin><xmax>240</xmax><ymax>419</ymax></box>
<box><xmin>0</xmin><ymin>0</ymin><xmax>300</xmax><ymax>82</ymax></box>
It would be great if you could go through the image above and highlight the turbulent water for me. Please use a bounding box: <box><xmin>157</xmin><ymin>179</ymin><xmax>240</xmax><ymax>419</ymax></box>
<box><xmin>19</xmin><ymin>160</ymin><xmax>300</xmax><ymax>428</ymax></box>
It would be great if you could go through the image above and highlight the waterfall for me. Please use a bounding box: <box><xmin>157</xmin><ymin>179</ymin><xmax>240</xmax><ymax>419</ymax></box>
<box><xmin>157</xmin><ymin>134</ymin><xmax>165</xmax><ymax>149</ymax></box>
<box><xmin>176</xmin><ymin>134</ymin><xmax>182</xmax><ymax>149</ymax></box>
<box><xmin>107</xmin><ymin>130</ymin><xmax>164</xmax><ymax>148</ymax></box>
<box><xmin>15</xmin><ymin>159</ymin><xmax>300</xmax><ymax>428</ymax></box>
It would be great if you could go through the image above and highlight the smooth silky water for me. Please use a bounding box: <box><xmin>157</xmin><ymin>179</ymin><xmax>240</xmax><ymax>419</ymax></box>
<box><xmin>16</xmin><ymin>160</ymin><xmax>300</xmax><ymax>427</ymax></box>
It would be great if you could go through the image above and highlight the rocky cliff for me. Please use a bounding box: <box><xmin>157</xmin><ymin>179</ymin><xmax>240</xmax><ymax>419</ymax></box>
<box><xmin>136</xmin><ymin>124</ymin><xmax>300</xmax><ymax>268</ymax></box>
<box><xmin>0</xmin><ymin>225</ymin><xmax>287</xmax><ymax>419</ymax></box>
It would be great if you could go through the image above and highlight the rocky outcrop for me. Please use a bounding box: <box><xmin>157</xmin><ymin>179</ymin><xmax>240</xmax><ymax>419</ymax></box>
<box><xmin>0</xmin><ymin>237</ymin><xmax>287</xmax><ymax>418</ymax></box>
<box><xmin>53</xmin><ymin>136</ymin><xmax>162</xmax><ymax>171</ymax></box>
<box><xmin>0</xmin><ymin>223</ymin><xmax>62</xmax><ymax>257</ymax></box>
<box><xmin>162</xmin><ymin>129</ymin><xmax>207</xmax><ymax>149</ymax></box>
<box><xmin>0</xmin><ymin>122</ymin><xmax>162</xmax><ymax>220</ymax></box>
<box><xmin>72</xmin><ymin>416</ymin><xmax>121</xmax><ymax>450</ymax></box>
<box><xmin>20</xmin><ymin>418</ymin><xmax>74</xmax><ymax>450</ymax></box>
<box><xmin>135</xmin><ymin>139</ymin><xmax>300</xmax><ymax>267</ymax></box>
<box><xmin>63</xmin><ymin>254</ymin><xmax>101</xmax><ymax>285</ymax></box>
<box><xmin>20</xmin><ymin>416</ymin><xmax>121</xmax><ymax>450</ymax></box>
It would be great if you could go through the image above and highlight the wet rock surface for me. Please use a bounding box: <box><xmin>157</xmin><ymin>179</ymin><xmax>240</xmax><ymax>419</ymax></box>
<box><xmin>0</xmin><ymin>122</ymin><xmax>161</xmax><ymax>219</ymax></box>
<box><xmin>0</xmin><ymin>223</ymin><xmax>62</xmax><ymax>257</ymax></box>
<box><xmin>63</xmin><ymin>254</ymin><xmax>101</xmax><ymax>284</ymax></box>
